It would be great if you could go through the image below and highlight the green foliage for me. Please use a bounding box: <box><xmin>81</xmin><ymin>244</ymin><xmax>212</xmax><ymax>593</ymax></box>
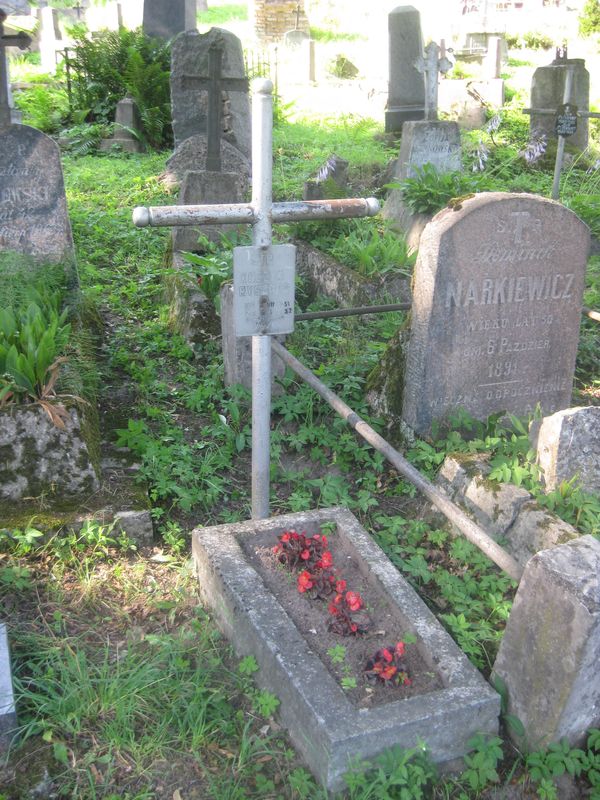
<box><xmin>579</xmin><ymin>0</ymin><xmax>600</xmax><ymax>36</ymax></box>
<box><xmin>198</xmin><ymin>3</ymin><xmax>248</xmax><ymax>24</ymax></box>
<box><xmin>522</xmin><ymin>31</ymin><xmax>554</xmax><ymax>50</ymax></box>
<box><xmin>461</xmin><ymin>734</ymin><xmax>503</xmax><ymax>791</ymax></box>
<box><xmin>60</xmin><ymin>121</ymin><xmax>114</xmax><ymax>155</ymax></box>
<box><xmin>68</xmin><ymin>27</ymin><xmax>172</xmax><ymax>148</ymax></box>
<box><xmin>13</xmin><ymin>79</ymin><xmax>70</xmax><ymax>133</ymax></box>
<box><xmin>343</xmin><ymin>743</ymin><xmax>437</xmax><ymax>799</ymax></box>
<box><xmin>251</xmin><ymin>689</ymin><xmax>280</xmax><ymax>718</ymax></box>
<box><xmin>327</xmin><ymin>218</ymin><xmax>416</xmax><ymax>278</ymax></box>
<box><xmin>0</xmin><ymin>285</ymin><xmax>71</xmax><ymax>404</ymax></box>
<box><xmin>328</xmin><ymin>54</ymin><xmax>359</xmax><ymax>79</ymax></box>
<box><xmin>398</xmin><ymin>165</ymin><xmax>477</xmax><ymax>215</ymax></box>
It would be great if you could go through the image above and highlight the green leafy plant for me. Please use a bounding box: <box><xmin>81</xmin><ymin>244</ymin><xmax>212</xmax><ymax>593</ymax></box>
<box><xmin>579</xmin><ymin>0</ymin><xmax>600</xmax><ymax>36</ymax></box>
<box><xmin>0</xmin><ymin>286</ymin><xmax>73</xmax><ymax>425</ymax></box>
<box><xmin>397</xmin><ymin>164</ymin><xmax>477</xmax><ymax>215</ymax></box>
<box><xmin>68</xmin><ymin>27</ymin><xmax>172</xmax><ymax>149</ymax></box>
<box><xmin>343</xmin><ymin>743</ymin><xmax>437</xmax><ymax>798</ymax></box>
<box><xmin>460</xmin><ymin>733</ymin><xmax>503</xmax><ymax>792</ymax></box>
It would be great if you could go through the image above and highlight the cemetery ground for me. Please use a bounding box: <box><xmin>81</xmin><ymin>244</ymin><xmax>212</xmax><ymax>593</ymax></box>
<box><xmin>1</xmin><ymin>108</ymin><xmax>600</xmax><ymax>798</ymax></box>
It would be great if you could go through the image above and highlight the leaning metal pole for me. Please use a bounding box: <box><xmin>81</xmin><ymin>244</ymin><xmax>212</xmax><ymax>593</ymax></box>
<box><xmin>272</xmin><ymin>339</ymin><xmax>524</xmax><ymax>582</ymax></box>
<box><xmin>251</xmin><ymin>79</ymin><xmax>274</xmax><ymax>520</ymax></box>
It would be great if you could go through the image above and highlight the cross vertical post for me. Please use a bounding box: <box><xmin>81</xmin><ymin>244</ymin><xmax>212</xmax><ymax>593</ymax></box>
<box><xmin>551</xmin><ymin>66</ymin><xmax>573</xmax><ymax>201</ymax></box>
<box><xmin>251</xmin><ymin>79</ymin><xmax>274</xmax><ymax>519</ymax></box>
<box><xmin>414</xmin><ymin>41</ymin><xmax>453</xmax><ymax>122</ymax></box>
<box><xmin>206</xmin><ymin>44</ymin><xmax>223</xmax><ymax>172</ymax></box>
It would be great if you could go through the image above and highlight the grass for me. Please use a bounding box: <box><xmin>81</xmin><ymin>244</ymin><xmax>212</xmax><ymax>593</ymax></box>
<box><xmin>197</xmin><ymin>3</ymin><xmax>248</xmax><ymax>25</ymax></box>
<box><xmin>1</xmin><ymin>94</ymin><xmax>599</xmax><ymax>798</ymax></box>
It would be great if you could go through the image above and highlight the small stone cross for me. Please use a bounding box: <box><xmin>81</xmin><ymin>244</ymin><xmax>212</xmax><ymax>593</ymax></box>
<box><xmin>0</xmin><ymin>9</ymin><xmax>30</xmax><ymax>129</ymax></box>
<box><xmin>180</xmin><ymin>42</ymin><xmax>249</xmax><ymax>172</ymax></box>
<box><xmin>133</xmin><ymin>80</ymin><xmax>379</xmax><ymax>520</ymax></box>
<box><xmin>414</xmin><ymin>40</ymin><xmax>453</xmax><ymax>122</ymax></box>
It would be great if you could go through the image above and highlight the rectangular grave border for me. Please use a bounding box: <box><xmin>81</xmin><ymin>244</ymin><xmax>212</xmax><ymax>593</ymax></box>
<box><xmin>192</xmin><ymin>507</ymin><xmax>500</xmax><ymax>791</ymax></box>
<box><xmin>0</xmin><ymin>623</ymin><xmax>17</xmax><ymax>753</ymax></box>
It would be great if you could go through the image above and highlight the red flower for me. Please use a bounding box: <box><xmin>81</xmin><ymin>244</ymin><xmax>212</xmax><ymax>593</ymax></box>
<box><xmin>280</xmin><ymin>532</ymin><xmax>291</xmax><ymax>542</ymax></box>
<box><xmin>345</xmin><ymin>591</ymin><xmax>363</xmax><ymax>612</ymax></box>
<box><xmin>320</xmin><ymin>551</ymin><xmax>333</xmax><ymax>569</ymax></box>
<box><xmin>297</xmin><ymin>571</ymin><xmax>314</xmax><ymax>593</ymax></box>
<box><xmin>334</xmin><ymin>593</ymin><xmax>343</xmax><ymax>605</ymax></box>
<box><xmin>395</xmin><ymin>642</ymin><xmax>405</xmax><ymax>657</ymax></box>
<box><xmin>328</xmin><ymin>602</ymin><xmax>338</xmax><ymax>616</ymax></box>
<box><xmin>381</xmin><ymin>648</ymin><xmax>393</xmax><ymax>663</ymax></box>
<box><xmin>381</xmin><ymin>665</ymin><xmax>397</xmax><ymax>681</ymax></box>
<box><xmin>335</xmin><ymin>579</ymin><xmax>346</xmax><ymax>593</ymax></box>
<box><xmin>321</xmin><ymin>535</ymin><xmax>328</xmax><ymax>547</ymax></box>
<box><xmin>300</xmin><ymin>549</ymin><xmax>310</xmax><ymax>560</ymax></box>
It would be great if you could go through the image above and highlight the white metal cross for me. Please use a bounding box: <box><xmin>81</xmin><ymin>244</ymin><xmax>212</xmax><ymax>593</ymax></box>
<box><xmin>414</xmin><ymin>41</ymin><xmax>453</xmax><ymax>122</ymax></box>
<box><xmin>133</xmin><ymin>79</ymin><xmax>379</xmax><ymax>519</ymax></box>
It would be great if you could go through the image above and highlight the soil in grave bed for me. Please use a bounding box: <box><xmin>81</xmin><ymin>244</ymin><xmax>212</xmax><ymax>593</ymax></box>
<box><xmin>239</xmin><ymin>526</ymin><xmax>443</xmax><ymax>709</ymax></box>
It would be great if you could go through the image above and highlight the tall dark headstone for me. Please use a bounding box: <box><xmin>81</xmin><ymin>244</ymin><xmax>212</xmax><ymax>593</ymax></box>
<box><xmin>402</xmin><ymin>193</ymin><xmax>590</xmax><ymax>434</ymax></box>
<box><xmin>143</xmin><ymin>0</ymin><xmax>196</xmax><ymax>40</ymax></box>
<box><xmin>170</xmin><ymin>27</ymin><xmax>250</xmax><ymax>156</ymax></box>
<box><xmin>385</xmin><ymin>6</ymin><xmax>425</xmax><ymax>132</ymax></box>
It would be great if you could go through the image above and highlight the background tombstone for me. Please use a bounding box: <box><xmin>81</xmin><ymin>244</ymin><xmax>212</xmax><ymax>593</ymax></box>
<box><xmin>530</xmin><ymin>56</ymin><xmax>590</xmax><ymax>151</ymax></box>
<box><xmin>171</xmin><ymin>28</ymin><xmax>250</xmax><ymax>156</ymax></box>
<box><xmin>100</xmin><ymin>95</ymin><xmax>144</xmax><ymax>153</ymax></box>
<box><xmin>385</xmin><ymin>6</ymin><xmax>425</xmax><ymax>132</ymax></box>
<box><xmin>143</xmin><ymin>0</ymin><xmax>195</xmax><ymax>41</ymax></box>
<box><xmin>163</xmin><ymin>134</ymin><xmax>250</xmax><ymax>190</ymax></box>
<box><xmin>0</xmin><ymin>123</ymin><xmax>77</xmax><ymax>288</ymax></box>
<box><xmin>38</xmin><ymin>5</ymin><xmax>61</xmax><ymax>73</ymax></box>
<box><xmin>401</xmin><ymin>193</ymin><xmax>590</xmax><ymax>435</ymax></box>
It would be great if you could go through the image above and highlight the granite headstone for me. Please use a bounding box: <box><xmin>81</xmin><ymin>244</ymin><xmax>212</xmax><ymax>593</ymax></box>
<box><xmin>385</xmin><ymin>6</ymin><xmax>425</xmax><ymax>131</ymax></box>
<box><xmin>143</xmin><ymin>0</ymin><xmax>195</xmax><ymax>40</ymax></box>
<box><xmin>402</xmin><ymin>193</ymin><xmax>590</xmax><ymax>434</ymax></box>
<box><xmin>170</xmin><ymin>28</ymin><xmax>250</xmax><ymax>156</ymax></box>
<box><xmin>0</xmin><ymin>123</ymin><xmax>77</xmax><ymax>287</ymax></box>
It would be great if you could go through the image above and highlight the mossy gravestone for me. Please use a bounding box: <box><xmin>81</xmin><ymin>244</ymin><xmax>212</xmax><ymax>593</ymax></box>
<box><xmin>401</xmin><ymin>193</ymin><xmax>590</xmax><ymax>434</ymax></box>
<box><xmin>0</xmin><ymin>122</ymin><xmax>99</xmax><ymax>506</ymax></box>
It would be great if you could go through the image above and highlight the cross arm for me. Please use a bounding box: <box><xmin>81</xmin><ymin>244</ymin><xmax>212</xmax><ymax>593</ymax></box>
<box><xmin>522</xmin><ymin>108</ymin><xmax>600</xmax><ymax>119</ymax></box>
<box><xmin>133</xmin><ymin>197</ymin><xmax>380</xmax><ymax>228</ymax></box>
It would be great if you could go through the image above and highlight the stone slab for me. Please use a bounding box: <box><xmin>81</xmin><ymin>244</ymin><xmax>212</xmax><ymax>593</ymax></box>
<box><xmin>530</xmin><ymin>406</ymin><xmax>600</xmax><ymax>494</ymax></box>
<box><xmin>165</xmin><ymin>251</ymin><xmax>221</xmax><ymax>348</ymax></box>
<box><xmin>172</xmin><ymin>169</ymin><xmax>246</xmax><ymax>251</ymax></box>
<box><xmin>492</xmin><ymin>536</ymin><xmax>600</xmax><ymax>748</ymax></box>
<box><xmin>163</xmin><ymin>134</ymin><xmax>250</xmax><ymax>190</ymax></box>
<box><xmin>170</xmin><ymin>28</ymin><xmax>250</xmax><ymax>155</ymax></box>
<box><xmin>0</xmin><ymin>624</ymin><xmax>17</xmax><ymax>753</ymax></box>
<box><xmin>385</xmin><ymin>6</ymin><xmax>425</xmax><ymax>131</ymax></box>
<box><xmin>0</xmin><ymin>124</ymin><xmax>77</xmax><ymax>287</ymax></box>
<box><xmin>401</xmin><ymin>192</ymin><xmax>590</xmax><ymax>435</ymax></box>
<box><xmin>530</xmin><ymin>60</ymin><xmax>589</xmax><ymax>151</ymax></box>
<box><xmin>192</xmin><ymin>507</ymin><xmax>500</xmax><ymax>791</ymax></box>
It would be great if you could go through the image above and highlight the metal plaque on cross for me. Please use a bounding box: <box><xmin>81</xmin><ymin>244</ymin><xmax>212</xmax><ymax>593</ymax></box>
<box><xmin>555</xmin><ymin>103</ymin><xmax>578</xmax><ymax>137</ymax></box>
<box><xmin>233</xmin><ymin>244</ymin><xmax>296</xmax><ymax>336</ymax></box>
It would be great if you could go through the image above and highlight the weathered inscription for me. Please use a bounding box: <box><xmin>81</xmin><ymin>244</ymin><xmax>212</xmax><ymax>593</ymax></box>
<box><xmin>0</xmin><ymin>124</ymin><xmax>76</xmax><ymax>279</ymax></box>
<box><xmin>402</xmin><ymin>193</ymin><xmax>590</xmax><ymax>434</ymax></box>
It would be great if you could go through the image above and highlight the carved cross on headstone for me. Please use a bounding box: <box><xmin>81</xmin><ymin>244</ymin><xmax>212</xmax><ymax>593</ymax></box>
<box><xmin>523</xmin><ymin>67</ymin><xmax>600</xmax><ymax>199</ymax></box>
<box><xmin>0</xmin><ymin>10</ymin><xmax>31</xmax><ymax>129</ymax></box>
<box><xmin>414</xmin><ymin>40</ymin><xmax>453</xmax><ymax>122</ymax></box>
<box><xmin>133</xmin><ymin>80</ymin><xmax>379</xmax><ymax>520</ymax></box>
<box><xmin>181</xmin><ymin>43</ymin><xmax>249</xmax><ymax>172</ymax></box>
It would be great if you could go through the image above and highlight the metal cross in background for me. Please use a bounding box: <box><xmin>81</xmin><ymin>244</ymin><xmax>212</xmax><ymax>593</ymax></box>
<box><xmin>414</xmin><ymin>40</ymin><xmax>453</xmax><ymax>122</ymax></box>
<box><xmin>0</xmin><ymin>9</ymin><xmax>30</xmax><ymax>129</ymax></box>
<box><xmin>133</xmin><ymin>79</ymin><xmax>379</xmax><ymax>519</ymax></box>
<box><xmin>523</xmin><ymin>67</ymin><xmax>600</xmax><ymax>200</ymax></box>
<box><xmin>180</xmin><ymin>43</ymin><xmax>249</xmax><ymax>172</ymax></box>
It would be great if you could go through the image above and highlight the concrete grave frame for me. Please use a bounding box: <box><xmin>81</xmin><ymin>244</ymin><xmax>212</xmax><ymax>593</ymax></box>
<box><xmin>192</xmin><ymin>507</ymin><xmax>500</xmax><ymax>791</ymax></box>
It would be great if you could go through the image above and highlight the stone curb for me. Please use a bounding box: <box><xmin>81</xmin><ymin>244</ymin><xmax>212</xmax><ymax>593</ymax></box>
<box><xmin>0</xmin><ymin>624</ymin><xmax>17</xmax><ymax>754</ymax></box>
<box><xmin>192</xmin><ymin>507</ymin><xmax>499</xmax><ymax>791</ymax></box>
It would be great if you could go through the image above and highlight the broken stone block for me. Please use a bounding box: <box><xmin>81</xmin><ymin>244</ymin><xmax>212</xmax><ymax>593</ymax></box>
<box><xmin>113</xmin><ymin>510</ymin><xmax>154</xmax><ymax>547</ymax></box>
<box><xmin>492</xmin><ymin>535</ymin><xmax>600</xmax><ymax>749</ymax></box>
<box><xmin>502</xmin><ymin>501</ymin><xmax>579</xmax><ymax>568</ymax></box>
<box><xmin>0</xmin><ymin>405</ymin><xmax>99</xmax><ymax>507</ymax></box>
<box><xmin>530</xmin><ymin>406</ymin><xmax>600</xmax><ymax>495</ymax></box>
<box><xmin>433</xmin><ymin>454</ymin><xmax>579</xmax><ymax>568</ymax></box>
